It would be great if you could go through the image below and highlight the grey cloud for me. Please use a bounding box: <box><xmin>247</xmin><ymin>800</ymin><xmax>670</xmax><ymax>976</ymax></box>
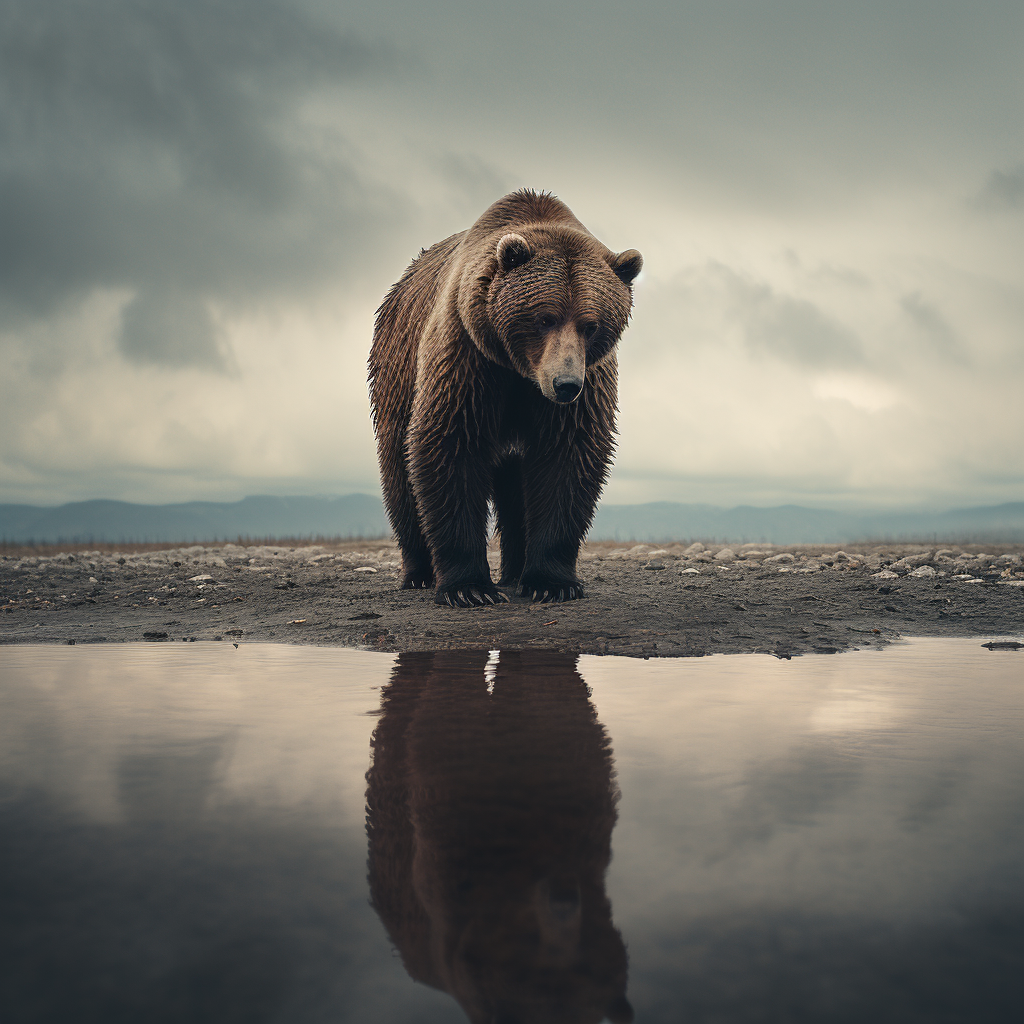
<box><xmin>432</xmin><ymin>152</ymin><xmax>518</xmax><ymax>219</ymax></box>
<box><xmin>119</xmin><ymin>288</ymin><xmax>230</xmax><ymax>370</ymax></box>
<box><xmin>900</xmin><ymin>293</ymin><xmax>967</xmax><ymax>363</ymax></box>
<box><xmin>977</xmin><ymin>165</ymin><xmax>1024</xmax><ymax>210</ymax></box>
<box><xmin>739</xmin><ymin>287</ymin><xmax>862</xmax><ymax>368</ymax></box>
<box><xmin>0</xmin><ymin>0</ymin><xmax>406</xmax><ymax>354</ymax></box>
<box><xmin>639</xmin><ymin>265</ymin><xmax>864</xmax><ymax>368</ymax></box>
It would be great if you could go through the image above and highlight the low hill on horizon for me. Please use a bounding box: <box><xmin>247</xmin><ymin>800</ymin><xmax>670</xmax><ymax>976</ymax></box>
<box><xmin>3</xmin><ymin>495</ymin><xmax>1024</xmax><ymax>546</ymax></box>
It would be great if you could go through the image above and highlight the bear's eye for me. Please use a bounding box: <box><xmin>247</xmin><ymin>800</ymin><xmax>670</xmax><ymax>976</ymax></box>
<box><xmin>580</xmin><ymin>320</ymin><xmax>599</xmax><ymax>341</ymax></box>
<box><xmin>538</xmin><ymin>314</ymin><xmax>558</xmax><ymax>331</ymax></box>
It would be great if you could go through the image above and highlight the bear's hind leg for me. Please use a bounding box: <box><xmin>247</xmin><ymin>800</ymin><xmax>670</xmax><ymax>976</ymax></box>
<box><xmin>492</xmin><ymin>456</ymin><xmax>526</xmax><ymax>586</ymax></box>
<box><xmin>378</xmin><ymin>428</ymin><xmax>434</xmax><ymax>589</ymax></box>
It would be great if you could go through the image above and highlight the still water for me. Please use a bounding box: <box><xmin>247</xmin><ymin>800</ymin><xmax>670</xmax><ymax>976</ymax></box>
<box><xmin>1</xmin><ymin>640</ymin><xmax>1021</xmax><ymax>1023</ymax></box>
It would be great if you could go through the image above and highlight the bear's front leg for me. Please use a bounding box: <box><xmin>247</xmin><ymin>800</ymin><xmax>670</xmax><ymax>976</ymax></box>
<box><xmin>519</xmin><ymin>401</ymin><xmax>614</xmax><ymax>603</ymax></box>
<box><xmin>406</xmin><ymin>374</ymin><xmax>508</xmax><ymax>608</ymax></box>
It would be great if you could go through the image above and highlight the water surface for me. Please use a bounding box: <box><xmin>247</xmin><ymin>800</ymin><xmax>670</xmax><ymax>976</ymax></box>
<box><xmin>1</xmin><ymin>639</ymin><xmax>1021</xmax><ymax>1022</ymax></box>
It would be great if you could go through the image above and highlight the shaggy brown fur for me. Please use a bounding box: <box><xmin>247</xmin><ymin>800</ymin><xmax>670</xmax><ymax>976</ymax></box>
<box><xmin>368</xmin><ymin>190</ymin><xmax>643</xmax><ymax>606</ymax></box>
<box><xmin>365</xmin><ymin>650</ymin><xmax>633</xmax><ymax>1024</ymax></box>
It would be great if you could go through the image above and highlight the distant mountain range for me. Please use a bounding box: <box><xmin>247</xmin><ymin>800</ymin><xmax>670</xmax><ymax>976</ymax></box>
<box><xmin>3</xmin><ymin>495</ymin><xmax>1024</xmax><ymax>546</ymax></box>
<box><xmin>0</xmin><ymin>495</ymin><xmax>390</xmax><ymax>545</ymax></box>
<box><xmin>591</xmin><ymin>501</ymin><xmax>1024</xmax><ymax>544</ymax></box>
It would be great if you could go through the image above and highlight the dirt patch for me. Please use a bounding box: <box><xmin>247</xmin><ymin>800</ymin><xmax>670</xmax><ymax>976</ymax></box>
<box><xmin>2</xmin><ymin>539</ymin><xmax>1022</xmax><ymax>658</ymax></box>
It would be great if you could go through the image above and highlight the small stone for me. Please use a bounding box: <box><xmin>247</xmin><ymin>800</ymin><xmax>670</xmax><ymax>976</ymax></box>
<box><xmin>354</xmin><ymin>566</ymin><xmax>378</xmax><ymax>573</ymax></box>
<box><xmin>714</xmin><ymin>547</ymin><xmax>736</xmax><ymax>562</ymax></box>
<box><xmin>679</xmin><ymin>567</ymin><xmax>701</xmax><ymax>575</ymax></box>
<box><xmin>910</xmin><ymin>565</ymin><xmax>937</xmax><ymax>578</ymax></box>
<box><xmin>683</xmin><ymin>542</ymin><xmax>704</xmax><ymax>555</ymax></box>
<box><xmin>643</xmin><ymin>560</ymin><xmax>666</xmax><ymax>570</ymax></box>
<box><xmin>189</xmin><ymin>574</ymin><xmax>214</xmax><ymax>582</ymax></box>
<box><xmin>765</xmin><ymin>553</ymin><xmax>795</xmax><ymax>564</ymax></box>
<box><xmin>872</xmin><ymin>570</ymin><xmax>899</xmax><ymax>579</ymax></box>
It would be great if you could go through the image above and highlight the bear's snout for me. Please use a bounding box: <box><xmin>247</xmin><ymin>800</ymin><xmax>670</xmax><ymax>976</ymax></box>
<box><xmin>537</xmin><ymin>325</ymin><xmax>586</xmax><ymax>404</ymax></box>
<box><xmin>553</xmin><ymin>376</ymin><xmax>584</xmax><ymax>404</ymax></box>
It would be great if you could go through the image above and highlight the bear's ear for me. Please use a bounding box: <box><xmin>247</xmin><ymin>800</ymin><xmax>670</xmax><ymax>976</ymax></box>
<box><xmin>496</xmin><ymin>233</ymin><xmax>533</xmax><ymax>273</ymax></box>
<box><xmin>608</xmin><ymin>248</ymin><xmax>643</xmax><ymax>285</ymax></box>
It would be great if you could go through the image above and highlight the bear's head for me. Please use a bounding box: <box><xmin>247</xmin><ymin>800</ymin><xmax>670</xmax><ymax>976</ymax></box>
<box><xmin>460</xmin><ymin>225</ymin><xmax>643</xmax><ymax>404</ymax></box>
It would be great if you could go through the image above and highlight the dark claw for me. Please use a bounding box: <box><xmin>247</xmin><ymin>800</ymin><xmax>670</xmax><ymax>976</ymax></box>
<box><xmin>568</xmin><ymin>587</ymin><xmax>575</xmax><ymax>600</ymax></box>
<box><xmin>498</xmin><ymin>591</ymin><xmax>509</xmax><ymax>603</ymax></box>
<box><xmin>542</xmin><ymin>590</ymin><xmax>550</xmax><ymax>602</ymax></box>
<box><xmin>444</xmin><ymin>593</ymin><xmax>453</xmax><ymax>607</ymax></box>
<box><xmin>484</xmin><ymin>592</ymin><xmax>495</xmax><ymax>604</ymax></box>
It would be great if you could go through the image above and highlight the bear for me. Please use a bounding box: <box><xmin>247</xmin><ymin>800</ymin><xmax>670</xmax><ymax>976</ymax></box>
<box><xmin>365</xmin><ymin>649</ymin><xmax>633</xmax><ymax>1024</ymax></box>
<box><xmin>368</xmin><ymin>189</ymin><xmax>643</xmax><ymax>607</ymax></box>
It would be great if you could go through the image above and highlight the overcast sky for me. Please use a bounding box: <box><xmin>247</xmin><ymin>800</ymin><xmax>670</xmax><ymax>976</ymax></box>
<box><xmin>2</xmin><ymin>0</ymin><xmax>1022</xmax><ymax>510</ymax></box>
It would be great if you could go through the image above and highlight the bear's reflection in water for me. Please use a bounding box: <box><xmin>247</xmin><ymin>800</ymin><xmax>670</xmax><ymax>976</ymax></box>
<box><xmin>366</xmin><ymin>650</ymin><xmax>632</xmax><ymax>1024</ymax></box>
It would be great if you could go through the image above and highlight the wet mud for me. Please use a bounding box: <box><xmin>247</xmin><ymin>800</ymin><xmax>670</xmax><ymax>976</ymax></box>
<box><xmin>2</xmin><ymin>540</ymin><xmax>1022</xmax><ymax>658</ymax></box>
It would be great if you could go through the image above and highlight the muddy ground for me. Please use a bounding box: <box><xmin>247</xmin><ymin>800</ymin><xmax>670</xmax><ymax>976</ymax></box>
<box><xmin>2</xmin><ymin>539</ymin><xmax>1023</xmax><ymax>658</ymax></box>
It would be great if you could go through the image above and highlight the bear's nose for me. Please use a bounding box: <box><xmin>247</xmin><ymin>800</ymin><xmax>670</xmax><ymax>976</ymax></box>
<box><xmin>553</xmin><ymin>376</ymin><xmax>583</xmax><ymax>403</ymax></box>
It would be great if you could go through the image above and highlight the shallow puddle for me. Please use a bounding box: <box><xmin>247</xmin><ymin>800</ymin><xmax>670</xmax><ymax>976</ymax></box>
<box><xmin>1</xmin><ymin>639</ymin><xmax>1021</xmax><ymax>1023</ymax></box>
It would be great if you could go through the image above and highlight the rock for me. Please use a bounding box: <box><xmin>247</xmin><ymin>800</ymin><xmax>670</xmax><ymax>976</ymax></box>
<box><xmin>643</xmin><ymin>560</ymin><xmax>666</xmax><ymax>570</ymax></box>
<box><xmin>765</xmin><ymin>553</ymin><xmax>795</xmax><ymax>564</ymax></box>
<box><xmin>910</xmin><ymin>565</ymin><xmax>937</xmax><ymax>577</ymax></box>
<box><xmin>872</xmin><ymin>570</ymin><xmax>899</xmax><ymax>579</ymax></box>
<box><xmin>894</xmin><ymin>552</ymin><xmax>934</xmax><ymax>568</ymax></box>
<box><xmin>679</xmin><ymin>567</ymin><xmax>701</xmax><ymax>575</ymax></box>
<box><xmin>683</xmin><ymin>542</ymin><xmax>705</xmax><ymax>555</ymax></box>
<box><xmin>189</xmin><ymin>574</ymin><xmax>214</xmax><ymax>582</ymax></box>
<box><xmin>714</xmin><ymin>547</ymin><xmax>736</xmax><ymax>562</ymax></box>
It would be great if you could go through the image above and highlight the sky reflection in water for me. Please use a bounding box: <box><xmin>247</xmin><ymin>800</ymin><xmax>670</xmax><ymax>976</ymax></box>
<box><xmin>0</xmin><ymin>639</ymin><xmax>1021</xmax><ymax>1022</ymax></box>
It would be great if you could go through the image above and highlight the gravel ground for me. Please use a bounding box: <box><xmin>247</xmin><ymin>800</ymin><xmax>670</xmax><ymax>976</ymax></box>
<box><xmin>2</xmin><ymin>539</ymin><xmax>1023</xmax><ymax>658</ymax></box>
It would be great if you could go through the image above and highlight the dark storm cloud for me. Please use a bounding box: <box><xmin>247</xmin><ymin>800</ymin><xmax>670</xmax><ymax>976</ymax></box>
<box><xmin>0</xmin><ymin>0</ymin><xmax>403</xmax><ymax>364</ymax></box>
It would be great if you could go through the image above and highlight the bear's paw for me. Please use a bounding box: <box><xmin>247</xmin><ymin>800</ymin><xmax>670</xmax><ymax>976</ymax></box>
<box><xmin>400</xmin><ymin>569</ymin><xmax>435</xmax><ymax>590</ymax></box>
<box><xmin>435</xmin><ymin>581</ymin><xmax>509</xmax><ymax>607</ymax></box>
<box><xmin>519</xmin><ymin>576</ymin><xmax>586</xmax><ymax>603</ymax></box>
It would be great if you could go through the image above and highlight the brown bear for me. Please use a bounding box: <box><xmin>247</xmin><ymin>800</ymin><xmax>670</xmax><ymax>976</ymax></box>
<box><xmin>365</xmin><ymin>650</ymin><xmax>633</xmax><ymax>1024</ymax></box>
<box><xmin>368</xmin><ymin>190</ymin><xmax>643</xmax><ymax>606</ymax></box>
